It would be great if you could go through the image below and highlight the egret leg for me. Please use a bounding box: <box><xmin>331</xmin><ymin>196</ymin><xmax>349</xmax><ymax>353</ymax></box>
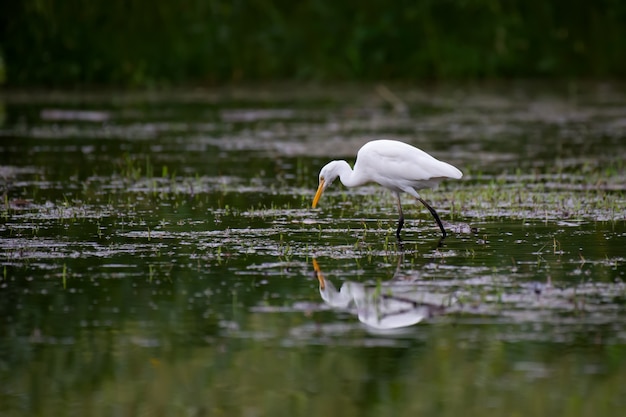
<box><xmin>417</xmin><ymin>198</ymin><xmax>447</xmax><ymax>239</ymax></box>
<box><xmin>395</xmin><ymin>193</ymin><xmax>404</xmax><ymax>239</ymax></box>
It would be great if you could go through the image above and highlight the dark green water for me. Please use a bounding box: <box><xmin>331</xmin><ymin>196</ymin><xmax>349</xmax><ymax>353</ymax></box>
<box><xmin>1</xmin><ymin>83</ymin><xmax>626</xmax><ymax>416</ymax></box>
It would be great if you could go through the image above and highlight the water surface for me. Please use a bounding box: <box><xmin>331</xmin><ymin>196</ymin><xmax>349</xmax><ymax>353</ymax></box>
<box><xmin>1</xmin><ymin>83</ymin><xmax>626</xmax><ymax>416</ymax></box>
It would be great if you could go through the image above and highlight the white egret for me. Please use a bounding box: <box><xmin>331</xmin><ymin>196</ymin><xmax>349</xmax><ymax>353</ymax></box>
<box><xmin>312</xmin><ymin>139</ymin><xmax>462</xmax><ymax>238</ymax></box>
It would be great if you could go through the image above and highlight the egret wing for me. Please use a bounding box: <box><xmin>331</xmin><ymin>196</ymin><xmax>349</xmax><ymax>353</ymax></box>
<box><xmin>354</xmin><ymin>140</ymin><xmax>461</xmax><ymax>192</ymax></box>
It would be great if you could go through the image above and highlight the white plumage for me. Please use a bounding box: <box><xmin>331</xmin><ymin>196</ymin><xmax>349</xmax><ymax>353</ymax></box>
<box><xmin>312</xmin><ymin>139</ymin><xmax>462</xmax><ymax>238</ymax></box>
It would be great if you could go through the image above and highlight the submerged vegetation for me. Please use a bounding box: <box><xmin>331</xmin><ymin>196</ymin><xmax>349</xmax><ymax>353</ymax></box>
<box><xmin>1</xmin><ymin>85</ymin><xmax>626</xmax><ymax>415</ymax></box>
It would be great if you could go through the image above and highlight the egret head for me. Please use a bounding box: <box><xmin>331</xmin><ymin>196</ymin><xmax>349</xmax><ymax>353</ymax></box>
<box><xmin>312</xmin><ymin>161</ymin><xmax>344</xmax><ymax>208</ymax></box>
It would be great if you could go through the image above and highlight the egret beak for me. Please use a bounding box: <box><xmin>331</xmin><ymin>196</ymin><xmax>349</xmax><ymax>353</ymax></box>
<box><xmin>312</xmin><ymin>259</ymin><xmax>325</xmax><ymax>290</ymax></box>
<box><xmin>312</xmin><ymin>179</ymin><xmax>325</xmax><ymax>208</ymax></box>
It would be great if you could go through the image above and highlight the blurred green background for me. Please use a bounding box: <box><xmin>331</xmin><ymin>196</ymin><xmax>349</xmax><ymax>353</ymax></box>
<box><xmin>1</xmin><ymin>0</ymin><xmax>626</xmax><ymax>87</ymax></box>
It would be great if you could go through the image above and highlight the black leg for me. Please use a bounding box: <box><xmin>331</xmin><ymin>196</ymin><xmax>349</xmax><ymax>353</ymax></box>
<box><xmin>417</xmin><ymin>198</ymin><xmax>447</xmax><ymax>239</ymax></box>
<box><xmin>396</xmin><ymin>217</ymin><xmax>404</xmax><ymax>239</ymax></box>
<box><xmin>395</xmin><ymin>193</ymin><xmax>404</xmax><ymax>239</ymax></box>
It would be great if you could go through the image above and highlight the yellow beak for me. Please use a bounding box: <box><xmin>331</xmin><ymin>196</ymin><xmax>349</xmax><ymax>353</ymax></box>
<box><xmin>312</xmin><ymin>179</ymin><xmax>325</xmax><ymax>208</ymax></box>
<box><xmin>312</xmin><ymin>259</ymin><xmax>325</xmax><ymax>289</ymax></box>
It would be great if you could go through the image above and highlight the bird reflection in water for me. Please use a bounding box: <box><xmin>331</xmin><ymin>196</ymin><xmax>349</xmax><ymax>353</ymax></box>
<box><xmin>312</xmin><ymin>259</ymin><xmax>449</xmax><ymax>331</ymax></box>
